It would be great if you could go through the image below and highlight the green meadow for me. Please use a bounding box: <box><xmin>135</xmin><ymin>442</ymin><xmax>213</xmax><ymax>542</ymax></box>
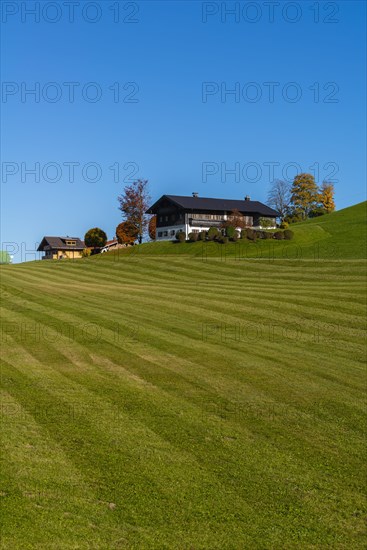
<box><xmin>0</xmin><ymin>203</ymin><xmax>366</xmax><ymax>548</ymax></box>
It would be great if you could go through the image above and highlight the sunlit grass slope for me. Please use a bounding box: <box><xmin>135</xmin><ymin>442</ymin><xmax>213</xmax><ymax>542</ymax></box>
<box><xmin>0</xmin><ymin>202</ymin><xmax>366</xmax><ymax>548</ymax></box>
<box><xmin>109</xmin><ymin>201</ymin><xmax>366</xmax><ymax>260</ymax></box>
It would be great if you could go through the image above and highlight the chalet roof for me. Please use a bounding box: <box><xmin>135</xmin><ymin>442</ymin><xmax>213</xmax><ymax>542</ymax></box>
<box><xmin>37</xmin><ymin>236</ymin><xmax>85</xmax><ymax>252</ymax></box>
<box><xmin>146</xmin><ymin>195</ymin><xmax>280</xmax><ymax>217</ymax></box>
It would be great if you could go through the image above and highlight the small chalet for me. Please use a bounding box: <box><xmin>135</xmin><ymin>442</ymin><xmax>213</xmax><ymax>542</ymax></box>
<box><xmin>146</xmin><ymin>194</ymin><xmax>280</xmax><ymax>241</ymax></box>
<box><xmin>37</xmin><ymin>236</ymin><xmax>85</xmax><ymax>260</ymax></box>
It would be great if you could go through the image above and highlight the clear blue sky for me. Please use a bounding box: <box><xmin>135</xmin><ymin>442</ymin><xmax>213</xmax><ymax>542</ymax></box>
<box><xmin>1</xmin><ymin>0</ymin><xmax>366</xmax><ymax>262</ymax></box>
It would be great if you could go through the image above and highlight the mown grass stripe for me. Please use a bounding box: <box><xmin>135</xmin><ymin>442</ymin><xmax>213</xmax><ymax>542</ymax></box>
<box><xmin>1</xmin><ymin>213</ymin><xmax>366</xmax><ymax>548</ymax></box>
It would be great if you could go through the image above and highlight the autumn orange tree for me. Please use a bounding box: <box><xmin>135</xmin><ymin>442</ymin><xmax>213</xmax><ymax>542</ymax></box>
<box><xmin>148</xmin><ymin>215</ymin><xmax>156</xmax><ymax>240</ymax></box>
<box><xmin>117</xmin><ymin>179</ymin><xmax>151</xmax><ymax>244</ymax></box>
<box><xmin>290</xmin><ymin>173</ymin><xmax>319</xmax><ymax>219</ymax></box>
<box><xmin>319</xmin><ymin>181</ymin><xmax>335</xmax><ymax>213</ymax></box>
<box><xmin>116</xmin><ymin>221</ymin><xmax>139</xmax><ymax>245</ymax></box>
<box><xmin>221</xmin><ymin>209</ymin><xmax>248</xmax><ymax>229</ymax></box>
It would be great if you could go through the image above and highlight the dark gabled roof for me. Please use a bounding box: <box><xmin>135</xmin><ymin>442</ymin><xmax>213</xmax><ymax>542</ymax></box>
<box><xmin>37</xmin><ymin>236</ymin><xmax>85</xmax><ymax>252</ymax></box>
<box><xmin>146</xmin><ymin>195</ymin><xmax>280</xmax><ymax>217</ymax></box>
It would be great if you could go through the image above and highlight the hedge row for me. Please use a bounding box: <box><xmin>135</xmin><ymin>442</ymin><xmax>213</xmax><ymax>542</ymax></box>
<box><xmin>178</xmin><ymin>227</ymin><xmax>294</xmax><ymax>243</ymax></box>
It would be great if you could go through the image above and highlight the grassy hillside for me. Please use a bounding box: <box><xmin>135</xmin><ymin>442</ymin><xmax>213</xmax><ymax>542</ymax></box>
<box><xmin>109</xmin><ymin>201</ymin><xmax>366</xmax><ymax>260</ymax></box>
<box><xmin>0</xmin><ymin>203</ymin><xmax>366</xmax><ymax>548</ymax></box>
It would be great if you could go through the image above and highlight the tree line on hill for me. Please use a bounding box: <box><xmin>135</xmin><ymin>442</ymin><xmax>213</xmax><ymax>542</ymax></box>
<box><xmin>82</xmin><ymin>174</ymin><xmax>335</xmax><ymax>250</ymax></box>
<box><xmin>267</xmin><ymin>173</ymin><xmax>335</xmax><ymax>222</ymax></box>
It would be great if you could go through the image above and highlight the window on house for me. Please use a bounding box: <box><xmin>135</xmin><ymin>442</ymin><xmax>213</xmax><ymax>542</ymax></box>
<box><xmin>159</xmin><ymin>216</ymin><xmax>163</xmax><ymax>222</ymax></box>
<box><xmin>158</xmin><ymin>232</ymin><xmax>162</xmax><ymax>237</ymax></box>
<box><xmin>66</xmin><ymin>240</ymin><xmax>76</xmax><ymax>246</ymax></box>
<box><xmin>170</xmin><ymin>230</ymin><xmax>175</xmax><ymax>236</ymax></box>
<box><xmin>163</xmin><ymin>231</ymin><xmax>168</xmax><ymax>237</ymax></box>
<box><xmin>165</xmin><ymin>216</ymin><xmax>168</xmax><ymax>221</ymax></box>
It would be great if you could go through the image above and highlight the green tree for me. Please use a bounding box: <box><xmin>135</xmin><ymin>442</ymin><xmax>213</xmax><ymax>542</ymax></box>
<box><xmin>0</xmin><ymin>251</ymin><xmax>11</xmax><ymax>264</ymax></box>
<box><xmin>290</xmin><ymin>173</ymin><xmax>319</xmax><ymax>218</ymax></box>
<box><xmin>117</xmin><ymin>179</ymin><xmax>151</xmax><ymax>244</ymax></box>
<box><xmin>225</xmin><ymin>226</ymin><xmax>236</xmax><ymax>239</ymax></box>
<box><xmin>84</xmin><ymin>228</ymin><xmax>107</xmax><ymax>253</ymax></box>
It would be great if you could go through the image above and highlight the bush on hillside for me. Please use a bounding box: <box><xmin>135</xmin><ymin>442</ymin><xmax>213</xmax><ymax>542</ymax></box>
<box><xmin>284</xmin><ymin>229</ymin><xmax>294</xmax><ymax>240</ymax></box>
<box><xmin>198</xmin><ymin>231</ymin><xmax>207</xmax><ymax>241</ymax></box>
<box><xmin>176</xmin><ymin>231</ymin><xmax>186</xmax><ymax>243</ymax></box>
<box><xmin>217</xmin><ymin>236</ymin><xmax>229</xmax><ymax>244</ymax></box>
<box><xmin>188</xmin><ymin>232</ymin><xmax>198</xmax><ymax>242</ymax></box>
<box><xmin>280</xmin><ymin>220</ymin><xmax>289</xmax><ymax>229</ymax></box>
<box><xmin>246</xmin><ymin>228</ymin><xmax>256</xmax><ymax>241</ymax></box>
<box><xmin>274</xmin><ymin>231</ymin><xmax>284</xmax><ymax>240</ymax></box>
<box><xmin>285</xmin><ymin>211</ymin><xmax>303</xmax><ymax>224</ymax></box>
<box><xmin>207</xmin><ymin>227</ymin><xmax>220</xmax><ymax>241</ymax></box>
<box><xmin>225</xmin><ymin>225</ymin><xmax>236</xmax><ymax>239</ymax></box>
<box><xmin>263</xmin><ymin>232</ymin><xmax>274</xmax><ymax>239</ymax></box>
<box><xmin>309</xmin><ymin>207</ymin><xmax>326</xmax><ymax>218</ymax></box>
